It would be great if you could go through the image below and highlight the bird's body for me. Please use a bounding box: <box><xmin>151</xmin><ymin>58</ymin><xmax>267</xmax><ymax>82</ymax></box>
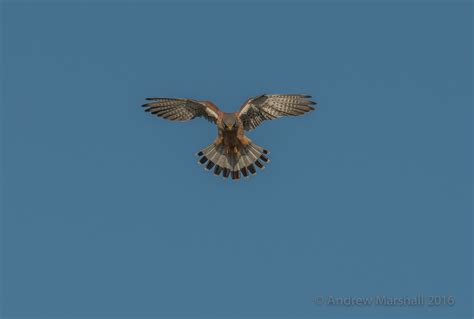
<box><xmin>142</xmin><ymin>94</ymin><xmax>316</xmax><ymax>179</ymax></box>
<box><xmin>216</xmin><ymin>113</ymin><xmax>249</xmax><ymax>152</ymax></box>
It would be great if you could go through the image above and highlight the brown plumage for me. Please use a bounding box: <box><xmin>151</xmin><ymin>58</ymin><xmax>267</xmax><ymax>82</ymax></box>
<box><xmin>141</xmin><ymin>94</ymin><xmax>317</xmax><ymax>180</ymax></box>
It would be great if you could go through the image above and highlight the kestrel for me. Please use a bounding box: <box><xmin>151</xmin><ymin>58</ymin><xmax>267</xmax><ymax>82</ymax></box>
<box><xmin>141</xmin><ymin>94</ymin><xmax>316</xmax><ymax>179</ymax></box>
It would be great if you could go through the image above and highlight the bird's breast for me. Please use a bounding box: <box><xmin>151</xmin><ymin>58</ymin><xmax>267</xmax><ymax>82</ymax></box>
<box><xmin>222</xmin><ymin>129</ymin><xmax>239</xmax><ymax>146</ymax></box>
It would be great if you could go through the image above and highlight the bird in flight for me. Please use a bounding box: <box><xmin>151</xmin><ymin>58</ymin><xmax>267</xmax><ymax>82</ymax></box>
<box><xmin>141</xmin><ymin>94</ymin><xmax>316</xmax><ymax>180</ymax></box>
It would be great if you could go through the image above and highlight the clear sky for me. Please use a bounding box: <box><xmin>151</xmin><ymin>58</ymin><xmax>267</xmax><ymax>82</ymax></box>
<box><xmin>2</xmin><ymin>1</ymin><xmax>472</xmax><ymax>318</ymax></box>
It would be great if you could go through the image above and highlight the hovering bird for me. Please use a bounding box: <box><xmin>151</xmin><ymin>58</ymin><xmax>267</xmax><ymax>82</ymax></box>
<box><xmin>141</xmin><ymin>94</ymin><xmax>316</xmax><ymax>179</ymax></box>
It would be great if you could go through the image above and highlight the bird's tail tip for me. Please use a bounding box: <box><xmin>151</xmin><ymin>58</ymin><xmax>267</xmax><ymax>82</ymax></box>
<box><xmin>196</xmin><ymin>142</ymin><xmax>270</xmax><ymax>180</ymax></box>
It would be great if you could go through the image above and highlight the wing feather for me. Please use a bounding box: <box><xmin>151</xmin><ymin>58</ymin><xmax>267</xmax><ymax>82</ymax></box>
<box><xmin>237</xmin><ymin>94</ymin><xmax>316</xmax><ymax>131</ymax></box>
<box><xmin>142</xmin><ymin>98</ymin><xmax>221</xmax><ymax>123</ymax></box>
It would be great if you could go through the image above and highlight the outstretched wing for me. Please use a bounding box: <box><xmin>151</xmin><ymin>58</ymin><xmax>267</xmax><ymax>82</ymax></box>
<box><xmin>142</xmin><ymin>98</ymin><xmax>222</xmax><ymax>124</ymax></box>
<box><xmin>237</xmin><ymin>94</ymin><xmax>316</xmax><ymax>131</ymax></box>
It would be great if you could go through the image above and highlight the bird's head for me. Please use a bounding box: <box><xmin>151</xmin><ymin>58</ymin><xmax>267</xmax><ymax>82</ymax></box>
<box><xmin>223</xmin><ymin>114</ymin><xmax>237</xmax><ymax>131</ymax></box>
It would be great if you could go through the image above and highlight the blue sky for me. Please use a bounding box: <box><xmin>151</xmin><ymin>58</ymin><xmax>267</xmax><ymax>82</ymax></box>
<box><xmin>1</xmin><ymin>1</ymin><xmax>472</xmax><ymax>318</ymax></box>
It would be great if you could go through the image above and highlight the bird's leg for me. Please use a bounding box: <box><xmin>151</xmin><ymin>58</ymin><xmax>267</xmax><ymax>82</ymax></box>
<box><xmin>238</xmin><ymin>136</ymin><xmax>251</xmax><ymax>146</ymax></box>
<box><xmin>237</xmin><ymin>127</ymin><xmax>251</xmax><ymax>146</ymax></box>
<box><xmin>214</xmin><ymin>129</ymin><xmax>224</xmax><ymax>145</ymax></box>
<box><xmin>214</xmin><ymin>136</ymin><xmax>223</xmax><ymax>145</ymax></box>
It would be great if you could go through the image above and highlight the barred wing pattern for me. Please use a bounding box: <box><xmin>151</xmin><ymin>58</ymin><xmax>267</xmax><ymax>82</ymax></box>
<box><xmin>142</xmin><ymin>98</ymin><xmax>221</xmax><ymax>123</ymax></box>
<box><xmin>238</xmin><ymin>94</ymin><xmax>316</xmax><ymax>131</ymax></box>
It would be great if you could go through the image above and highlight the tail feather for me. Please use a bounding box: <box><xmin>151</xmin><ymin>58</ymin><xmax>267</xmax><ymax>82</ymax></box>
<box><xmin>233</xmin><ymin>154</ymin><xmax>243</xmax><ymax>175</ymax></box>
<box><xmin>259</xmin><ymin>154</ymin><xmax>269</xmax><ymax>163</ymax></box>
<box><xmin>247</xmin><ymin>145</ymin><xmax>268</xmax><ymax>170</ymax></box>
<box><xmin>247</xmin><ymin>163</ymin><xmax>257</xmax><ymax>175</ymax></box>
<box><xmin>216</xmin><ymin>145</ymin><xmax>228</xmax><ymax>169</ymax></box>
<box><xmin>232</xmin><ymin>170</ymin><xmax>240</xmax><ymax>180</ymax></box>
<box><xmin>222</xmin><ymin>168</ymin><xmax>230</xmax><ymax>178</ymax></box>
<box><xmin>238</xmin><ymin>147</ymin><xmax>252</xmax><ymax>169</ymax></box>
<box><xmin>206</xmin><ymin>145</ymin><xmax>219</xmax><ymax>161</ymax></box>
<box><xmin>214</xmin><ymin>165</ymin><xmax>223</xmax><ymax>176</ymax></box>
<box><xmin>207</xmin><ymin>146</ymin><xmax>221</xmax><ymax>168</ymax></box>
<box><xmin>240</xmin><ymin>148</ymin><xmax>258</xmax><ymax>176</ymax></box>
<box><xmin>206</xmin><ymin>161</ymin><xmax>215</xmax><ymax>171</ymax></box>
<box><xmin>196</xmin><ymin>141</ymin><xmax>270</xmax><ymax>179</ymax></box>
<box><xmin>199</xmin><ymin>156</ymin><xmax>208</xmax><ymax>165</ymax></box>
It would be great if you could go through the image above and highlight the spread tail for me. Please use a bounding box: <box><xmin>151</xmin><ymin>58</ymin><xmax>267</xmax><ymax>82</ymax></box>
<box><xmin>196</xmin><ymin>142</ymin><xmax>270</xmax><ymax>180</ymax></box>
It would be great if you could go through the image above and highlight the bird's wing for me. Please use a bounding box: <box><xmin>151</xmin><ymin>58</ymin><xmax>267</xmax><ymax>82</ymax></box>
<box><xmin>142</xmin><ymin>98</ymin><xmax>222</xmax><ymax>124</ymax></box>
<box><xmin>237</xmin><ymin>94</ymin><xmax>316</xmax><ymax>131</ymax></box>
